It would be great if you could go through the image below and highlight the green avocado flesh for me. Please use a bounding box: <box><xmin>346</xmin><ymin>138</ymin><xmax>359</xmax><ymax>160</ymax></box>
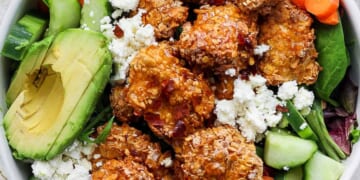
<box><xmin>3</xmin><ymin>29</ymin><xmax>112</xmax><ymax>160</ymax></box>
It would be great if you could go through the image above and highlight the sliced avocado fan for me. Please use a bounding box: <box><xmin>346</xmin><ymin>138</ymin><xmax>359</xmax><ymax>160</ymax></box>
<box><xmin>3</xmin><ymin>29</ymin><xmax>112</xmax><ymax>160</ymax></box>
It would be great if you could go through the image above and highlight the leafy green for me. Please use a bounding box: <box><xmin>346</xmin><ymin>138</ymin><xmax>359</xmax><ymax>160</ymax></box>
<box><xmin>351</xmin><ymin>129</ymin><xmax>360</xmax><ymax>144</ymax></box>
<box><xmin>314</xmin><ymin>21</ymin><xmax>349</xmax><ymax>106</ymax></box>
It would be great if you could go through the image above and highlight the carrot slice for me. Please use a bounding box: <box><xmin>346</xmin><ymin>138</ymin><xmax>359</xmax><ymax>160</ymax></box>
<box><xmin>263</xmin><ymin>176</ymin><xmax>274</xmax><ymax>180</ymax></box>
<box><xmin>305</xmin><ymin>0</ymin><xmax>339</xmax><ymax>18</ymax></box>
<box><xmin>317</xmin><ymin>10</ymin><xmax>340</xmax><ymax>25</ymax></box>
<box><xmin>291</xmin><ymin>0</ymin><xmax>306</xmax><ymax>9</ymax></box>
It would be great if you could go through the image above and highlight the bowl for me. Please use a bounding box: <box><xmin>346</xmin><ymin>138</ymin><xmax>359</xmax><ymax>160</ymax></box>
<box><xmin>0</xmin><ymin>0</ymin><xmax>360</xmax><ymax>179</ymax></box>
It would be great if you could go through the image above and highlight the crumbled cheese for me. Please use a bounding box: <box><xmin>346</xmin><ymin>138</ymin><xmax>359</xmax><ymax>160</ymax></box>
<box><xmin>160</xmin><ymin>157</ymin><xmax>173</xmax><ymax>168</ymax></box>
<box><xmin>254</xmin><ymin>44</ymin><xmax>270</xmax><ymax>56</ymax></box>
<box><xmin>283</xmin><ymin>166</ymin><xmax>290</xmax><ymax>171</ymax></box>
<box><xmin>214</xmin><ymin>74</ymin><xmax>283</xmax><ymax>141</ymax></box>
<box><xmin>101</xmin><ymin>10</ymin><xmax>156</xmax><ymax>84</ymax></box>
<box><xmin>299</xmin><ymin>122</ymin><xmax>308</xmax><ymax>130</ymax></box>
<box><xmin>32</xmin><ymin>141</ymin><xmax>95</xmax><ymax>180</ymax></box>
<box><xmin>95</xmin><ymin>161</ymin><xmax>103</xmax><ymax>168</ymax></box>
<box><xmin>225</xmin><ymin>68</ymin><xmax>236</xmax><ymax>77</ymax></box>
<box><xmin>93</xmin><ymin>154</ymin><xmax>101</xmax><ymax>159</ymax></box>
<box><xmin>277</xmin><ymin>80</ymin><xmax>298</xmax><ymax>100</ymax></box>
<box><xmin>109</xmin><ymin>0</ymin><xmax>139</xmax><ymax>12</ymax></box>
<box><xmin>293</xmin><ymin>87</ymin><xmax>314</xmax><ymax>110</ymax></box>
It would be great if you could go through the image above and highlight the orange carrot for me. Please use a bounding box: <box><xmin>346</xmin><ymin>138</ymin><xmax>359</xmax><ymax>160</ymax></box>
<box><xmin>291</xmin><ymin>0</ymin><xmax>306</xmax><ymax>9</ymax></box>
<box><xmin>305</xmin><ymin>0</ymin><xmax>339</xmax><ymax>18</ymax></box>
<box><xmin>263</xmin><ymin>176</ymin><xmax>274</xmax><ymax>180</ymax></box>
<box><xmin>317</xmin><ymin>10</ymin><xmax>340</xmax><ymax>25</ymax></box>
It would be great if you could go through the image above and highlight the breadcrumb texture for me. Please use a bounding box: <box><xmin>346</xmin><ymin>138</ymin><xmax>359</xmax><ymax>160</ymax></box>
<box><xmin>175</xmin><ymin>125</ymin><xmax>263</xmax><ymax>179</ymax></box>
<box><xmin>138</xmin><ymin>0</ymin><xmax>188</xmax><ymax>39</ymax></box>
<box><xmin>257</xmin><ymin>0</ymin><xmax>320</xmax><ymax>85</ymax></box>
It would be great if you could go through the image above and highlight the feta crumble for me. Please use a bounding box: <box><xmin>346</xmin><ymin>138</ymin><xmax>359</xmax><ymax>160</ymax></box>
<box><xmin>277</xmin><ymin>80</ymin><xmax>298</xmax><ymax>100</ymax></box>
<box><xmin>254</xmin><ymin>44</ymin><xmax>270</xmax><ymax>56</ymax></box>
<box><xmin>160</xmin><ymin>157</ymin><xmax>173</xmax><ymax>168</ymax></box>
<box><xmin>109</xmin><ymin>0</ymin><xmax>140</xmax><ymax>12</ymax></box>
<box><xmin>293</xmin><ymin>87</ymin><xmax>315</xmax><ymax>110</ymax></box>
<box><xmin>214</xmin><ymin>74</ymin><xmax>283</xmax><ymax>141</ymax></box>
<box><xmin>100</xmin><ymin>10</ymin><xmax>156</xmax><ymax>84</ymax></box>
<box><xmin>32</xmin><ymin>141</ymin><xmax>95</xmax><ymax>180</ymax></box>
<box><xmin>225</xmin><ymin>68</ymin><xmax>236</xmax><ymax>77</ymax></box>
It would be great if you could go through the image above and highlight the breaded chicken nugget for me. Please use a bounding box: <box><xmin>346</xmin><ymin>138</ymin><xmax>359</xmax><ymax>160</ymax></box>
<box><xmin>138</xmin><ymin>0</ymin><xmax>188</xmax><ymax>39</ymax></box>
<box><xmin>257</xmin><ymin>0</ymin><xmax>320</xmax><ymax>85</ymax></box>
<box><xmin>126</xmin><ymin>43</ymin><xmax>215</xmax><ymax>140</ymax></box>
<box><xmin>175</xmin><ymin>125</ymin><xmax>263</xmax><ymax>179</ymax></box>
<box><xmin>110</xmin><ymin>86</ymin><xmax>136</xmax><ymax>123</ymax></box>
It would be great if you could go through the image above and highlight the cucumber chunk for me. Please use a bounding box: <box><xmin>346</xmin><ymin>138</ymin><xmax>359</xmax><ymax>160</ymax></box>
<box><xmin>264</xmin><ymin>131</ymin><xmax>318</xmax><ymax>170</ymax></box>
<box><xmin>80</xmin><ymin>0</ymin><xmax>111</xmax><ymax>31</ymax></box>
<box><xmin>284</xmin><ymin>100</ymin><xmax>317</xmax><ymax>141</ymax></box>
<box><xmin>46</xmin><ymin>0</ymin><xmax>81</xmax><ymax>36</ymax></box>
<box><xmin>275</xmin><ymin>166</ymin><xmax>303</xmax><ymax>180</ymax></box>
<box><xmin>1</xmin><ymin>14</ymin><xmax>47</xmax><ymax>61</ymax></box>
<box><xmin>304</xmin><ymin>151</ymin><xmax>344</xmax><ymax>180</ymax></box>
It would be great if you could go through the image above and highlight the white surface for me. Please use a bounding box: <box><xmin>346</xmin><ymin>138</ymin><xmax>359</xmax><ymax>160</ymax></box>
<box><xmin>0</xmin><ymin>0</ymin><xmax>360</xmax><ymax>179</ymax></box>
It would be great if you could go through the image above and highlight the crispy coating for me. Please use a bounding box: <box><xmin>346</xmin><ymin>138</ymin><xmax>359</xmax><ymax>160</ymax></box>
<box><xmin>110</xmin><ymin>86</ymin><xmax>135</xmax><ymax>123</ymax></box>
<box><xmin>175</xmin><ymin>125</ymin><xmax>263</xmax><ymax>179</ymax></box>
<box><xmin>138</xmin><ymin>0</ymin><xmax>188</xmax><ymax>39</ymax></box>
<box><xmin>177</xmin><ymin>4</ymin><xmax>258</xmax><ymax>74</ymax></box>
<box><xmin>126</xmin><ymin>43</ymin><xmax>215</xmax><ymax>140</ymax></box>
<box><xmin>257</xmin><ymin>0</ymin><xmax>320</xmax><ymax>85</ymax></box>
<box><xmin>91</xmin><ymin>124</ymin><xmax>174</xmax><ymax>179</ymax></box>
<box><xmin>92</xmin><ymin>158</ymin><xmax>155</xmax><ymax>180</ymax></box>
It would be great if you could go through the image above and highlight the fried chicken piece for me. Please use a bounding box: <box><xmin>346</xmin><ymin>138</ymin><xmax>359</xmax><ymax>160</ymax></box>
<box><xmin>126</xmin><ymin>43</ymin><xmax>215</xmax><ymax>140</ymax></box>
<box><xmin>177</xmin><ymin>4</ymin><xmax>258</xmax><ymax>74</ymax></box>
<box><xmin>174</xmin><ymin>125</ymin><xmax>263</xmax><ymax>179</ymax></box>
<box><xmin>110</xmin><ymin>86</ymin><xmax>136</xmax><ymax>122</ymax></box>
<box><xmin>92</xmin><ymin>158</ymin><xmax>155</xmax><ymax>180</ymax></box>
<box><xmin>138</xmin><ymin>0</ymin><xmax>188</xmax><ymax>39</ymax></box>
<box><xmin>91</xmin><ymin>124</ymin><xmax>174</xmax><ymax>179</ymax></box>
<box><xmin>257</xmin><ymin>0</ymin><xmax>320</xmax><ymax>85</ymax></box>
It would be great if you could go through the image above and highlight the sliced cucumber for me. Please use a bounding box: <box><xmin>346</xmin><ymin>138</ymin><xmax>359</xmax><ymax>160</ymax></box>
<box><xmin>304</xmin><ymin>151</ymin><xmax>344</xmax><ymax>180</ymax></box>
<box><xmin>45</xmin><ymin>0</ymin><xmax>81</xmax><ymax>36</ymax></box>
<box><xmin>1</xmin><ymin>14</ymin><xmax>47</xmax><ymax>61</ymax></box>
<box><xmin>275</xmin><ymin>166</ymin><xmax>303</xmax><ymax>180</ymax></box>
<box><xmin>264</xmin><ymin>131</ymin><xmax>318</xmax><ymax>170</ymax></box>
<box><xmin>80</xmin><ymin>0</ymin><xmax>111</xmax><ymax>31</ymax></box>
<box><xmin>284</xmin><ymin>100</ymin><xmax>317</xmax><ymax>141</ymax></box>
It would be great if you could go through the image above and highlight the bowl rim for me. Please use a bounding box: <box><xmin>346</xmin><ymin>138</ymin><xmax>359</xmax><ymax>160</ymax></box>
<box><xmin>1</xmin><ymin>0</ymin><xmax>360</xmax><ymax>179</ymax></box>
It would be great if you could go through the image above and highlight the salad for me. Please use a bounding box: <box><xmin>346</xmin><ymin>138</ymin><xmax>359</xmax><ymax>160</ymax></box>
<box><xmin>1</xmin><ymin>0</ymin><xmax>358</xmax><ymax>179</ymax></box>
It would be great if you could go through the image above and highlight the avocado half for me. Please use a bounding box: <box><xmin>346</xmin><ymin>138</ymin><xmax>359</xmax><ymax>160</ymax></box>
<box><xmin>3</xmin><ymin>29</ymin><xmax>112</xmax><ymax>160</ymax></box>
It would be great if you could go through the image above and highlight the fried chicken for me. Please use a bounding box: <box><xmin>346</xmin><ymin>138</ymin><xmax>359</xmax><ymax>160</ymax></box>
<box><xmin>110</xmin><ymin>85</ymin><xmax>136</xmax><ymax>123</ymax></box>
<box><xmin>257</xmin><ymin>0</ymin><xmax>320</xmax><ymax>85</ymax></box>
<box><xmin>138</xmin><ymin>0</ymin><xmax>188</xmax><ymax>39</ymax></box>
<box><xmin>91</xmin><ymin>124</ymin><xmax>174</xmax><ymax>179</ymax></box>
<box><xmin>92</xmin><ymin>158</ymin><xmax>155</xmax><ymax>180</ymax></box>
<box><xmin>126</xmin><ymin>43</ymin><xmax>215</xmax><ymax>140</ymax></box>
<box><xmin>174</xmin><ymin>125</ymin><xmax>263</xmax><ymax>179</ymax></box>
<box><xmin>177</xmin><ymin>4</ymin><xmax>258</xmax><ymax>74</ymax></box>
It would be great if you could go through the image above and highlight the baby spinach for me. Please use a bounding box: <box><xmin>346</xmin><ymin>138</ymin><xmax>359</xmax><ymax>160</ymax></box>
<box><xmin>314</xmin><ymin>20</ymin><xmax>349</xmax><ymax>106</ymax></box>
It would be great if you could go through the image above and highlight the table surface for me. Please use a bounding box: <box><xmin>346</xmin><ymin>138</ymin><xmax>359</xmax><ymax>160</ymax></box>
<box><xmin>0</xmin><ymin>0</ymin><xmax>360</xmax><ymax>179</ymax></box>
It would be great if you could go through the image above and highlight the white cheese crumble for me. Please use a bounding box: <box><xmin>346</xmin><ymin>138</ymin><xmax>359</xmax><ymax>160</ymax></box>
<box><xmin>100</xmin><ymin>10</ymin><xmax>156</xmax><ymax>84</ymax></box>
<box><xmin>109</xmin><ymin>0</ymin><xmax>140</xmax><ymax>12</ymax></box>
<box><xmin>299</xmin><ymin>122</ymin><xmax>308</xmax><ymax>130</ymax></box>
<box><xmin>225</xmin><ymin>68</ymin><xmax>236</xmax><ymax>77</ymax></box>
<box><xmin>32</xmin><ymin>140</ymin><xmax>95</xmax><ymax>180</ymax></box>
<box><xmin>214</xmin><ymin>74</ymin><xmax>283</xmax><ymax>141</ymax></box>
<box><xmin>160</xmin><ymin>157</ymin><xmax>173</xmax><ymax>168</ymax></box>
<box><xmin>277</xmin><ymin>80</ymin><xmax>298</xmax><ymax>100</ymax></box>
<box><xmin>293</xmin><ymin>87</ymin><xmax>315</xmax><ymax>110</ymax></box>
<box><xmin>254</xmin><ymin>44</ymin><xmax>270</xmax><ymax>56</ymax></box>
<box><xmin>278</xmin><ymin>81</ymin><xmax>315</xmax><ymax>113</ymax></box>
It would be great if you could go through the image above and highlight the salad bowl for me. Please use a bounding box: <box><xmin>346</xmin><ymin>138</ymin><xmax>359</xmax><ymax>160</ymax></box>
<box><xmin>1</xmin><ymin>0</ymin><xmax>360</xmax><ymax>179</ymax></box>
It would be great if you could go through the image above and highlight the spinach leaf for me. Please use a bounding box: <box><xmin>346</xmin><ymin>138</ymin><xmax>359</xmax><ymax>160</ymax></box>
<box><xmin>314</xmin><ymin>20</ymin><xmax>349</xmax><ymax>106</ymax></box>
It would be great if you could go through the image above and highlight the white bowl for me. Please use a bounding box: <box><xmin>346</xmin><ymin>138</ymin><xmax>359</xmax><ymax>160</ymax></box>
<box><xmin>1</xmin><ymin>0</ymin><xmax>360</xmax><ymax>179</ymax></box>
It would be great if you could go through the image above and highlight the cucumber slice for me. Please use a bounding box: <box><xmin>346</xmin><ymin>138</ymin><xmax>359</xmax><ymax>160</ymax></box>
<box><xmin>45</xmin><ymin>0</ymin><xmax>81</xmax><ymax>36</ymax></box>
<box><xmin>304</xmin><ymin>151</ymin><xmax>344</xmax><ymax>180</ymax></box>
<box><xmin>284</xmin><ymin>100</ymin><xmax>317</xmax><ymax>141</ymax></box>
<box><xmin>275</xmin><ymin>166</ymin><xmax>303</xmax><ymax>180</ymax></box>
<box><xmin>1</xmin><ymin>14</ymin><xmax>47</xmax><ymax>61</ymax></box>
<box><xmin>80</xmin><ymin>0</ymin><xmax>111</xmax><ymax>31</ymax></box>
<box><xmin>264</xmin><ymin>131</ymin><xmax>318</xmax><ymax>170</ymax></box>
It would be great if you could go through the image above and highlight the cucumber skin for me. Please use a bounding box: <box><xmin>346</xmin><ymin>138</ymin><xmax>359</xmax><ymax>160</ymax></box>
<box><xmin>1</xmin><ymin>15</ymin><xmax>47</xmax><ymax>61</ymax></box>
<box><xmin>275</xmin><ymin>166</ymin><xmax>303</xmax><ymax>180</ymax></box>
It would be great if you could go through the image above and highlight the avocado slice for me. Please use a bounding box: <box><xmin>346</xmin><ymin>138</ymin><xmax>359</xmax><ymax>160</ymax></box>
<box><xmin>3</xmin><ymin>29</ymin><xmax>112</xmax><ymax>160</ymax></box>
<box><xmin>6</xmin><ymin>35</ymin><xmax>54</xmax><ymax>106</ymax></box>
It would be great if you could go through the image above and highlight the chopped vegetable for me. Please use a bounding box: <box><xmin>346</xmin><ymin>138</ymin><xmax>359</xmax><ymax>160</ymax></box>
<box><xmin>304</xmin><ymin>0</ymin><xmax>339</xmax><ymax>18</ymax></box>
<box><xmin>317</xmin><ymin>11</ymin><xmax>340</xmax><ymax>25</ymax></box>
